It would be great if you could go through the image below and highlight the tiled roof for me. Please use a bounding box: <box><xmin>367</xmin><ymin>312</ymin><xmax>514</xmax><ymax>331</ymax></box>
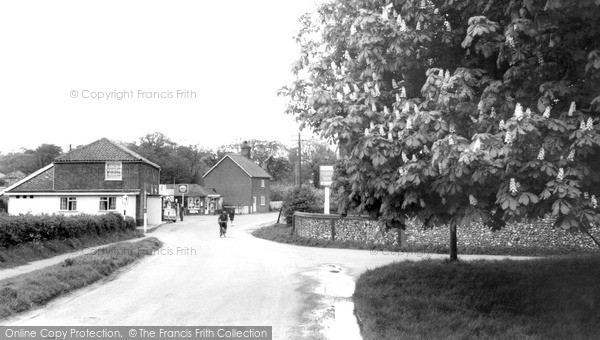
<box><xmin>55</xmin><ymin>138</ymin><xmax>160</xmax><ymax>169</ymax></box>
<box><xmin>10</xmin><ymin>165</ymin><xmax>54</xmax><ymax>192</ymax></box>
<box><xmin>166</xmin><ymin>184</ymin><xmax>217</xmax><ymax>196</ymax></box>
<box><xmin>203</xmin><ymin>154</ymin><xmax>272</xmax><ymax>179</ymax></box>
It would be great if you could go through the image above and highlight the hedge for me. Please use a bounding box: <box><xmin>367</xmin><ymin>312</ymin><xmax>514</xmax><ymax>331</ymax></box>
<box><xmin>0</xmin><ymin>213</ymin><xmax>136</xmax><ymax>248</ymax></box>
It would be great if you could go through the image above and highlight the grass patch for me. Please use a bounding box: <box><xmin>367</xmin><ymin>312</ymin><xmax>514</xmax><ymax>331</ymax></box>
<box><xmin>0</xmin><ymin>230</ymin><xmax>145</xmax><ymax>270</ymax></box>
<box><xmin>353</xmin><ymin>256</ymin><xmax>600</xmax><ymax>340</ymax></box>
<box><xmin>0</xmin><ymin>237</ymin><xmax>162</xmax><ymax>319</ymax></box>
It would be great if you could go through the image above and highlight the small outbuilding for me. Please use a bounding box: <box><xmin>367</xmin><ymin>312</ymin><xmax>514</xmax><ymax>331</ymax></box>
<box><xmin>164</xmin><ymin>183</ymin><xmax>221</xmax><ymax>215</ymax></box>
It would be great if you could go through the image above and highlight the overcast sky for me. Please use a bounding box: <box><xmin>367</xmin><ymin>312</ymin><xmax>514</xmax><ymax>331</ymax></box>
<box><xmin>0</xmin><ymin>0</ymin><xmax>320</xmax><ymax>153</ymax></box>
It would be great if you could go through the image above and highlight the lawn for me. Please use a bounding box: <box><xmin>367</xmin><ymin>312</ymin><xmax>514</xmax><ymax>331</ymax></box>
<box><xmin>0</xmin><ymin>237</ymin><xmax>162</xmax><ymax>319</ymax></box>
<box><xmin>353</xmin><ymin>256</ymin><xmax>600</xmax><ymax>340</ymax></box>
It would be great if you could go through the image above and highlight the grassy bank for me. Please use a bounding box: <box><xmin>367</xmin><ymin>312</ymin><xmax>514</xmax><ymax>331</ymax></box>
<box><xmin>0</xmin><ymin>230</ymin><xmax>145</xmax><ymax>269</ymax></box>
<box><xmin>0</xmin><ymin>237</ymin><xmax>162</xmax><ymax>319</ymax></box>
<box><xmin>353</xmin><ymin>256</ymin><xmax>600</xmax><ymax>340</ymax></box>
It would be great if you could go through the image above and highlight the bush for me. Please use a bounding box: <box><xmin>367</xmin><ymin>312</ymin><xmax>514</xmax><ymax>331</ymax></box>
<box><xmin>270</xmin><ymin>183</ymin><xmax>293</xmax><ymax>202</ymax></box>
<box><xmin>0</xmin><ymin>213</ymin><xmax>136</xmax><ymax>248</ymax></box>
<box><xmin>281</xmin><ymin>185</ymin><xmax>321</xmax><ymax>225</ymax></box>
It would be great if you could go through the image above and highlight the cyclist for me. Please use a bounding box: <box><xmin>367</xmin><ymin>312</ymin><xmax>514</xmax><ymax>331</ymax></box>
<box><xmin>218</xmin><ymin>210</ymin><xmax>229</xmax><ymax>237</ymax></box>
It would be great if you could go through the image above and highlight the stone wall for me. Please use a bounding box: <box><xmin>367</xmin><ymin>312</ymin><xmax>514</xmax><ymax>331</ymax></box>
<box><xmin>293</xmin><ymin>212</ymin><xmax>600</xmax><ymax>253</ymax></box>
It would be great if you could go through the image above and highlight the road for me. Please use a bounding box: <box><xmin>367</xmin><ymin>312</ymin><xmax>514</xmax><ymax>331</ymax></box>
<box><xmin>2</xmin><ymin>213</ymin><xmax>524</xmax><ymax>339</ymax></box>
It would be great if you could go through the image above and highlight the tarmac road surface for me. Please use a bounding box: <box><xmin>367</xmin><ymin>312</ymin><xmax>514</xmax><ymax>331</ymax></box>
<box><xmin>2</xmin><ymin>213</ymin><xmax>527</xmax><ymax>339</ymax></box>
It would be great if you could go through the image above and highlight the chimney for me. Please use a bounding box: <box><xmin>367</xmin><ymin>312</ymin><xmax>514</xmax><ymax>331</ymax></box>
<box><xmin>241</xmin><ymin>141</ymin><xmax>251</xmax><ymax>159</ymax></box>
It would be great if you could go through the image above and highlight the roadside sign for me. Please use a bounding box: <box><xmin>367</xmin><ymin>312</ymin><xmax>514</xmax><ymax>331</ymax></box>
<box><xmin>122</xmin><ymin>194</ymin><xmax>129</xmax><ymax>206</ymax></box>
<box><xmin>178</xmin><ymin>184</ymin><xmax>188</xmax><ymax>194</ymax></box>
<box><xmin>164</xmin><ymin>207</ymin><xmax>176</xmax><ymax>221</ymax></box>
<box><xmin>319</xmin><ymin>165</ymin><xmax>334</xmax><ymax>186</ymax></box>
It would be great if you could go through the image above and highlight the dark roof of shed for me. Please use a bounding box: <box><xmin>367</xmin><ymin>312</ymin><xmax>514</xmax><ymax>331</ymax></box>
<box><xmin>166</xmin><ymin>184</ymin><xmax>217</xmax><ymax>197</ymax></box>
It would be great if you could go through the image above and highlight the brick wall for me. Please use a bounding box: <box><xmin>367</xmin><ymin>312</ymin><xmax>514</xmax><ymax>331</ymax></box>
<box><xmin>294</xmin><ymin>212</ymin><xmax>600</xmax><ymax>254</ymax></box>
<box><xmin>54</xmin><ymin>162</ymin><xmax>159</xmax><ymax>191</ymax></box>
<box><xmin>251</xmin><ymin>178</ymin><xmax>270</xmax><ymax>213</ymax></box>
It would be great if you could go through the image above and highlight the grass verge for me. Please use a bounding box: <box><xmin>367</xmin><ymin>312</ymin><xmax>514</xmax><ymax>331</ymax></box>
<box><xmin>353</xmin><ymin>256</ymin><xmax>600</xmax><ymax>340</ymax></box>
<box><xmin>0</xmin><ymin>237</ymin><xmax>162</xmax><ymax>319</ymax></box>
<box><xmin>0</xmin><ymin>230</ymin><xmax>145</xmax><ymax>270</ymax></box>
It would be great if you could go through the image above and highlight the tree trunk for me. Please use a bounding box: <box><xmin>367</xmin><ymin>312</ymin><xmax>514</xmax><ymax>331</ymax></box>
<box><xmin>449</xmin><ymin>223</ymin><xmax>458</xmax><ymax>261</ymax></box>
<box><xmin>585</xmin><ymin>229</ymin><xmax>600</xmax><ymax>250</ymax></box>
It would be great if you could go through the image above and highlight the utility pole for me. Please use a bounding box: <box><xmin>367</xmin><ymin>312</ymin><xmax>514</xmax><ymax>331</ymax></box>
<box><xmin>298</xmin><ymin>132</ymin><xmax>302</xmax><ymax>187</ymax></box>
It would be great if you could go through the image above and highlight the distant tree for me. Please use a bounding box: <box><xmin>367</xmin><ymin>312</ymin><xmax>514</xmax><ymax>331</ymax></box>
<box><xmin>288</xmin><ymin>140</ymin><xmax>337</xmax><ymax>187</ymax></box>
<box><xmin>34</xmin><ymin>144</ymin><xmax>62</xmax><ymax>168</ymax></box>
<box><xmin>130</xmin><ymin>133</ymin><xmax>219</xmax><ymax>184</ymax></box>
<box><xmin>217</xmin><ymin>140</ymin><xmax>288</xmax><ymax>165</ymax></box>
<box><xmin>264</xmin><ymin>156</ymin><xmax>294</xmax><ymax>183</ymax></box>
<box><xmin>0</xmin><ymin>150</ymin><xmax>39</xmax><ymax>175</ymax></box>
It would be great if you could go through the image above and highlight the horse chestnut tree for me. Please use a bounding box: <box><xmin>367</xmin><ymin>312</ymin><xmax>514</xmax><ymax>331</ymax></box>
<box><xmin>280</xmin><ymin>0</ymin><xmax>600</xmax><ymax>259</ymax></box>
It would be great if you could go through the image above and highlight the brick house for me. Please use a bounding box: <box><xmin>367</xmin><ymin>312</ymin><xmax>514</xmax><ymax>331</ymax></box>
<box><xmin>202</xmin><ymin>142</ymin><xmax>272</xmax><ymax>213</ymax></box>
<box><xmin>0</xmin><ymin>138</ymin><xmax>162</xmax><ymax>225</ymax></box>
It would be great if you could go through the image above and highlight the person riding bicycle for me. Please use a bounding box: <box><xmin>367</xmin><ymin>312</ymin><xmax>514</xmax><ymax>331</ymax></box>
<box><xmin>218</xmin><ymin>210</ymin><xmax>229</xmax><ymax>238</ymax></box>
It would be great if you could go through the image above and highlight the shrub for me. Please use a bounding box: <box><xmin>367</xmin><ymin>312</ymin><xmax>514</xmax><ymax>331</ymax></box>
<box><xmin>270</xmin><ymin>183</ymin><xmax>293</xmax><ymax>201</ymax></box>
<box><xmin>281</xmin><ymin>185</ymin><xmax>321</xmax><ymax>225</ymax></box>
<box><xmin>0</xmin><ymin>213</ymin><xmax>136</xmax><ymax>248</ymax></box>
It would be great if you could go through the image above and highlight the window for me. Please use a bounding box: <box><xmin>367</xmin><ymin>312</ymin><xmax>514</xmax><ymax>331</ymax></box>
<box><xmin>105</xmin><ymin>161</ymin><xmax>122</xmax><ymax>181</ymax></box>
<box><xmin>99</xmin><ymin>197</ymin><xmax>117</xmax><ymax>211</ymax></box>
<box><xmin>261</xmin><ymin>179</ymin><xmax>265</xmax><ymax>188</ymax></box>
<box><xmin>260</xmin><ymin>196</ymin><xmax>265</xmax><ymax>206</ymax></box>
<box><xmin>60</xmin><ymin>197</ymin><xmax>77</xmax><ymax>211</ymax></box>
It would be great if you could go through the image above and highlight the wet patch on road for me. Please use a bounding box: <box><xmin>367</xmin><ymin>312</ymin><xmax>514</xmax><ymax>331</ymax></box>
<box><xmin>297</xmin><ymin>264</ymin><xmax>362</xmax><ymax>340</ymax></box>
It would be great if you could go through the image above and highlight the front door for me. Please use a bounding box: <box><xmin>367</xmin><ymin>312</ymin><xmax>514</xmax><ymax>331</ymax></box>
<box><xmin>253</xmin><ymin>196</ymin><xmax>257</xmax><ymax>213</ymax></box>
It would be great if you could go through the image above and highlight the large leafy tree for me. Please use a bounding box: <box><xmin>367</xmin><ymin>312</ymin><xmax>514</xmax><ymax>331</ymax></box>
<box><xmin>281</xmin><ymin>0</ymin><xmax>600</xmax><ymax>259</ymax></box>
<box><xmin>34</xmin><ymin>144</ymin><xmax>63</xmax><ymax>168</ymax></box>
<box><xmin>129</xmin><ymin>133</ymin><xmax>217</xmax><ymax>184</ymax></box>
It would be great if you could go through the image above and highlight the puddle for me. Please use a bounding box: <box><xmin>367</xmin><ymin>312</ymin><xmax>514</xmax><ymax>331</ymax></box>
<box><xmin>301</xmin><ymin>264</ymin><xmax>363</xmax><ymax>340</ymax></box>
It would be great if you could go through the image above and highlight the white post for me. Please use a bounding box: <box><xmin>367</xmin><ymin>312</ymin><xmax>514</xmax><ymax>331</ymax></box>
<box><xmin>324</xmin><ymin>186</ymin><xmax>330</xmax><ymax>214</ymax></box>
<box><xmin>143</xmin><ymin>213</ymin><xmax>148</xmax><ymax>233</ymax></box>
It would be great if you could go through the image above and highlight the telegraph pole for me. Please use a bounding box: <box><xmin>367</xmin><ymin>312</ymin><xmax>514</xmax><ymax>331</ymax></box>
<box><xmin>298</xmin><ymin>132</ymin><xmax>302</xmax><ymax>187</ymax></box>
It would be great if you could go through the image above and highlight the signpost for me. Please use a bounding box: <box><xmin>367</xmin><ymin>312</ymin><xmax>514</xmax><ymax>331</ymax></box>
<box><xmin>319</xmin><ymin>165</ymin><xmax>334</xmax><ymax>214</ymax></box>
<box><xmin>122</xmin><ymin>194</ymin><xmax>128</xmax><ymax>218</ymax></box>
<box><xmin>178</xmin><ymin>185</ymin><xmax>188</xmax><ymax>220</ymax></box>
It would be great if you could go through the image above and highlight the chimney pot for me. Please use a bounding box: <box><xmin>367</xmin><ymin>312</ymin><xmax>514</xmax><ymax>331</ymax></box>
<box><xmin>241</xmin><ymin>141</ymin><xmax>251</xmax><ymax>159</ymax></box>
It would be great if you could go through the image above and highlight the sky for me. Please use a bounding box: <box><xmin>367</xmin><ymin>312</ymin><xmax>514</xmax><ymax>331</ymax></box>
<box><xmin>0</xmin><ymin>0</ymin><xmax>321</xmax><ymax>154</ymax></box>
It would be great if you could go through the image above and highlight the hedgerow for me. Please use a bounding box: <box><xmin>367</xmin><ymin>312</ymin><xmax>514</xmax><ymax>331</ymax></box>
<box><xmin>0</xmin><ymin>213</ymin><xmax>136</xmax><ymax>248</ymax></box>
